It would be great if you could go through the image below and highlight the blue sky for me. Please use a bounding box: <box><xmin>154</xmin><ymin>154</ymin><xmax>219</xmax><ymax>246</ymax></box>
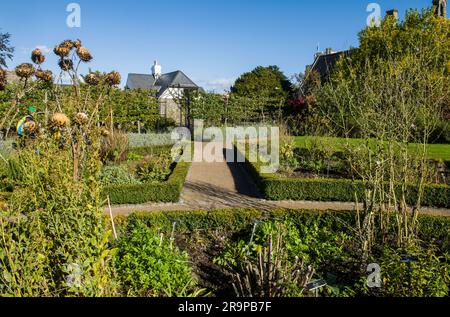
<box><xmin>0</xmin><ymin>0</ymin><xmax>439</xmax><ymax>91</ymax></box>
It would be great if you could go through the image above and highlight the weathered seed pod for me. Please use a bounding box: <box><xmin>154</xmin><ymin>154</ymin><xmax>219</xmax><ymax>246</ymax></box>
<box><xmin>31</xmin><ymin>48</ymin><xmax>45</xmax><ymax>65</ymax></box>
<box><xmin>101</xmin><ymin>129</ymin><xmax>111</xmax><ymax>137</ymax></box>
<box><xmin>51</xmin><ymin>113</ymin><xmax>70</xmax><ymax>127</ymax></box>
<box><xmin>15</xmin><ymin>63</ymin><xmax>36</xmax><ymax>79</ymax></box>
<box><xmin>84</xmin><ymin>73</ymin><xmax>100</xmax><ymax>86</ymax></box>
<box><xmin>61</xmin><ymin>39</ymin><xmax>75</xmax><ymax>49</ymax></box>
<box><xmin>73</xmin><ymin>39</ymin><xmax>82</xmax><ymax>49</ymax></box>
<box><xmin>54</xmin><ymin>45</ymin><xmax>71</xmax><ymax>58</ymax></box>
<box><xmin>58</xmin><ymin>59</ymin><xmax>73</xmax><ymax>71</ymax></box>
<box><xmin>76</xmin><ymin>47</ymin><xmax>93</xmax><ymax>62</ymax></box>
<box><xmin>35</xmin><ymin>70</ymin><xmax>53</xmax><ymax>82</ymax></box>
<box><xmin>23</xmin><ymin>121</ymin><xmax>38</xmax><ymax>134</ymax></box>
<box><xmin>105</xmin><ymin>71</ymin><xmax>121</xmax><ymax>86</ymax></box>
<box><xmin>75</xmin><ymin>112</ymin><xmax>89</xmax><ymax>125</ymax></box>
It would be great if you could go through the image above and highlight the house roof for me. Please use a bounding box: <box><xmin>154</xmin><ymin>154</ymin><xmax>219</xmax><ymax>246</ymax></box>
<box><xmin>310</xmin><ymin>50</ymin><xmax>350</xmax><ymax>83</ymax></box>
<box><xmin>126</xmin><ymin>70</ymin><xmax>200</xmax><ymax>97</ymax></box>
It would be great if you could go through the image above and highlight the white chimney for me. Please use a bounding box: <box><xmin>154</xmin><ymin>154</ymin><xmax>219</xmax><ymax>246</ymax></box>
<box><xmin>152</xmin><ymin>60</ymin><xmax>162</xmax><ymax>78</ymax></box>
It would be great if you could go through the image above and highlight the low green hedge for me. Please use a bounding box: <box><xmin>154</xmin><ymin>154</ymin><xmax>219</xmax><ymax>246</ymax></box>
<box><xmin>240</xmin><ymin>148</ymin><xmax>450</xmax><ymax>208</ymax></box>
<box><xmin>125</xmin><ymin>209</ymin><xmax>449</xmax><ymax>250</ymax></box>
<box><xmin>103</xmin><ymin>162</ymin><xmax>190</xmax><ymax>205</ymax></box>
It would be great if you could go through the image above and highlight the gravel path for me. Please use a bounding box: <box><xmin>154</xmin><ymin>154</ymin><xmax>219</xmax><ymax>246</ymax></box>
<box><xmin>107</xmin><ymin>142</ymin><xmax>450</xmax><ymax>217</ymax></box>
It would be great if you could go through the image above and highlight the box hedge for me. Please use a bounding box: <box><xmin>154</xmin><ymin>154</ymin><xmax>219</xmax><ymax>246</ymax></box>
<box><xmin>122</xmin><ymin>208</ymin><xmax>449</xmax><ymax>251</ymax></box>
<box><xmin>103</xmin><ymin>162</ymin><xmax>190</xmax><ymax>205</ymax></box>
<box><xmin>240</xmin><ymin>148</ymin><xmax>450</xmax><ymax>208</ymax></box>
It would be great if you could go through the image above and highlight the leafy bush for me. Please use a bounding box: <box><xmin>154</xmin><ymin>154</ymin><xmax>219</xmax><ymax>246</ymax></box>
<box><xmin>136</xmin><ymin>154</ymin><xmax>172</xmax><ymax>183</ymax></box>
<box><xmin>100</xmin><ymin>165</ymin><xmax>141</xmax><ymax>186</ymax></box>
<box><xmin>358</xmin><ymin>246</ymin><xmax>450</xmax><ymax>297</ymax></box>
<box><xmin>115</xmin><ymin>221</ymin><xmax>197</xmax><ymax>297</ymax></box>
<box><xmin>124</xmin><ymin>208</ymin><xmax>450</xmax><ymax>297</ymax></box>
<box><xmin>104</xmin><ymin>162</ymin><xmax>190</xmax><ymax>204</ymax></box>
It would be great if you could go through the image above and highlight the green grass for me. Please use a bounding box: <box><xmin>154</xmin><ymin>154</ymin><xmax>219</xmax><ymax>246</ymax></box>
<box><xmin>294</xmin><ymin>136</ymin><xmax>450</xmax><ymax>161</ymax></box>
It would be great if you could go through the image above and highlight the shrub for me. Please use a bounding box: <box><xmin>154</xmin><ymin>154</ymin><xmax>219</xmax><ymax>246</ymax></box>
<box><xmin>241</xmin><ymin>148</ymin><xmax>450</xmax><ymax>208</ymax></box>
<box><xmin>100</xmin><ymin>165</ymin><xmax>141</xmax><ymax>186</ymax></box>
<box><xmin>104</xmin><ymin>162</ymin><xmax>190</xmax><ymax>204</ymax></box>
<box><xmin>114</xmin><ymin>221</ymin><xmax>197</xmax><ymax>297</ymax></box>
<box><xmin>135</xmin><ymin>154</ymin><xmax>172</xmax><ymax>183</ymax></box>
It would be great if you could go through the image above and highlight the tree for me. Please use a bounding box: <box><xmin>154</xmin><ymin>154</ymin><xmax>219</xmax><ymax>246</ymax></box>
<box><xmin>317</xmin><ymin>8</ymin><xmax>450</xmax><ymax>143</ymax></box>
<box><xmin>315</xmin><ymin>9</ymin><xmax>449</xmax><ymax>261</ymax></box>
<box><xmin>231</xmin><ymin>65</ymin><xmax>292</xmax><ymax>99</ymax></box>
<box><xmin>231</xmin><ymin>66</ymin><xmax>293</xmax><ymax>123</ymax></box>
<box><xmin>0</xmin><ymin>30</ymin><xmax>14</xmax><ymax>69</ymax></box>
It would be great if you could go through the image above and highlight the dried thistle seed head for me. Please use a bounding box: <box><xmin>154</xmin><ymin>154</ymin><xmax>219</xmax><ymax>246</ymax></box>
<box><xmin>54</xmin><ymin>45</ymin><xmax>71</xmax><ymax>58</ymax></box>
<box><xmin>61</xmin><ymin>39</ymin><xmax>75</xmax><ymax>49</ymax></box>
<box><xmin>75</xmin><ymin>112</ymin><xmax>89</xmax><ymax>125</ymax></box>
<box><xmin>35</xmin><ymin>70</ymin><xmax>53</xmax><ymax>82</ymax></box>
<box><xmin>58</xmin><ymin>59</ymin><xmax>73</xmax><ymax>71</ymax></box>
<box><xmin>23</xmin><ymin>121</ymin><xmax>38</xmax><ymax>134</ymax></box>
<box><xmin>15</xmin><ymin>63</ymin><xmax>36</xmax><ymax>79</ymax></box>
<box><xmin>84</xmin><ymin>73</ymin><xmax>100</xmax><ymax>86</ymax></box>
<box><xmin>76</xmin><ymin>47</ymin><xmax>93</xmax><ymax>62</ymax></box>
<box><xmin>105</xmin><ymin>71</ymin><xmax>121</xmax><ymax>86</ymax></box>
<box><xmin>101</xmin><ymin>129</ymin><xmax>111</xmax><ymax>137</ymax></box>
<box><xmin>73</xmin><ymin>39</ymin><xmax>82</xmax><ymax>49</ymax></box>
<box><xmin>51</xmin><ymin>113</ymin><xmax>70</xmax><ymax>127</ymax></box>
<box><xmin>31</xmin><ymin>48</ymin><xmax>46</xmax><ymax>65</ymax></box>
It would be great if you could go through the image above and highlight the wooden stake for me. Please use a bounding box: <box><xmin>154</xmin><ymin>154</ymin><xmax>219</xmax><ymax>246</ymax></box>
<box><xmin>107</xmin><ymin>195</ymin><xmax>117</xmax><ymax>240</ymax></box>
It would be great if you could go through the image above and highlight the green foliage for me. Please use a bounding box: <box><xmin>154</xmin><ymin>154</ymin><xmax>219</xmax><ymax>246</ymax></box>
<box><xmin>114</xmin><ymin>220</ymin><xmax>197</xmax><ymax>297</ymax></box>
<box><xmin>0</xmin><ymin>30</ymin><xmax>14</xmax><ymax>69</ymax></box>
<box><xmin>100</xmin><ymin>165</ymin><xmax>141</xmax><ymax>186</ymax></box>
<box><xmin>135</xmin><ymin>154</ymin><xmax>172</xmax><ymax>183</ymax></box>
<box><xmin>104</xmin><ymin>162</ymin><xmax>190</xmax><ymax>204</ymax></box>
<box><xmin>360</xmin><ymin>246</ymin><xmax>450</xmax><ymax>297</ymax></box>
<box><xmin>231</xmin><ymin>66</ymin><xmax>293</xmax><ymax>100</ymax></box>
<box><xmin>241</xmin><ymin>148</ymin><xmax>450</xmax><ymax>207</ymax></box>
<box><xmin>315</xmin><ymin>9</ymin><xmax>450</xmax><ymax>143</ymax></box>
<box><xmin>127</xmin><ymin>208</ymin><xmax>450</xmax><ymax>297</ymax></box>
<box><xmin>0</xmin><ymin>141</ymin><xmax>118</xmax><ymax>297</ymax></box>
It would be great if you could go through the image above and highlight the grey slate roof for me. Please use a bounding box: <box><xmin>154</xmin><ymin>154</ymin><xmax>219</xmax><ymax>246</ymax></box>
<box><xmin>126</xmin><ymin>70</ymin><xmax>199</xmax><ymax>97</ymax></box>
<box><xmin>310</xmin><ymin>50</ymin><xmax>351</xmax><ymax>83</ymax></box>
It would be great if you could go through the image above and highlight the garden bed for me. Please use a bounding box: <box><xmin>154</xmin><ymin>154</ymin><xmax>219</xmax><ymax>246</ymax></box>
<box><xmin>239</xmin><ymin>146</ymin><xmax>450</xmax><ymax>208</ymax></box>
<box><xmin>102</xmin><ymin>145</ymin><xmax>190</xmax><ymax>205</ymax></box>
<box><xmin>113</xmin><ymin>208</ymin><xmax>450</xmax><ymax>297</ymax></box>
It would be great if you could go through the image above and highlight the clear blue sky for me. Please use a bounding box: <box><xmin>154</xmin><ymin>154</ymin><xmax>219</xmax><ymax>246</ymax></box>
<box><xmin>0</xmin><ymin>0</ymin><xmax>438</xmax><ymax>91</ymax></box>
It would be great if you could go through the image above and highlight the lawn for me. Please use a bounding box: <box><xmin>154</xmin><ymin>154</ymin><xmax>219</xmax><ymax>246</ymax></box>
<box><xmin>294</xmin><ymin>136</ymin><xmax>450</xmax><ymax>161</ymax></box>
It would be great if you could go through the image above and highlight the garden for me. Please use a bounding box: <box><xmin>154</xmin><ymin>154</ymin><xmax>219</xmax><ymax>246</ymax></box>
<box><xmin>0</xmin><ymin>6</ymin><xmax>449</xmax><ymax>299</ymax></box>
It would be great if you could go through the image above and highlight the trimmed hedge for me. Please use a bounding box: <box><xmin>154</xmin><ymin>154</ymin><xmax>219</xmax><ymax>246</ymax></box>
<box><xmin>240</xmin><ymin>148</ymin><xmax>450</xmax><ymax>208</ymax></box>
<box><xmin>103</xmin><ymin>162</ymin><xmax>190</xmax><ymax>205</ymax></box>
<box><xmin>123</xmin><ymin>209</ymin><xmax>449</xmax><ymax>249</ymax></box>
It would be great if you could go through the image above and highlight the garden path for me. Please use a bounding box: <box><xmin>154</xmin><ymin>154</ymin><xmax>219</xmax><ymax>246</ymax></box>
<box><xmin>107</xmin><ymin>142</ymin><xmax>450</xmax><ymax>217</ymax></box>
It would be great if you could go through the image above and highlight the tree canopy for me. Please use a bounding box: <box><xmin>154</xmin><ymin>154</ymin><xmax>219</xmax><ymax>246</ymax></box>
<box><xmin>0</xmin><ymin>30</ymin><xmax>14</xmax><ymax>69</ymax></box>
<box><xmin>313</xmin><ymin>8</ymin><xmax>450</xmax><ymax>143</ymax></box>
<box><xmin>231</xmin><ymin>65</ymin><xmax>293</xmax><ymax>99</ymax></box>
